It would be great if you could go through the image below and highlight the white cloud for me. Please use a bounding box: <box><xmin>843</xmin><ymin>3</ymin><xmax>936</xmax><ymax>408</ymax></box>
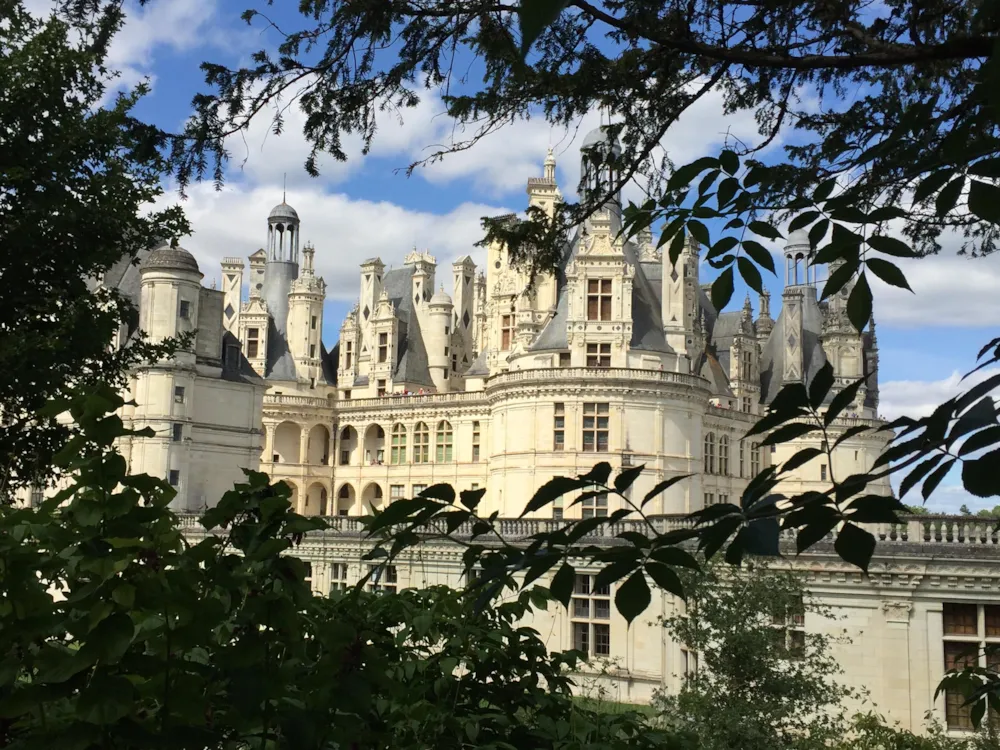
<box><xmin>879</xmin><ymin>366</ymin><xmax>1000</xmax><ymax>421</ymax></box>
<box><xmin>171</xmin><ymin>182</ymin><xmax>510</xmax><ymax>301</ymax></box>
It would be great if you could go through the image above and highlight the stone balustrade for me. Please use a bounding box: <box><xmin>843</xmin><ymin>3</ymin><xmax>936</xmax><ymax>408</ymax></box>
<box><xmin>173</xmin><ymin>512</ymin><xmax>1000</xmax><ymax>548</ymax></box>
<box><xmin>335</xmin><ymin>390</ymin><xmax>486</xmax><ymax>411</ymax></box>
<box><xmin>488</xmin><ymin>367</ymin><xmax>708</xmax><ymax>390</ymax></box>
<box><xmin>264</xmin><ymin>394</ymin><xmax>331</xmax><ymax>408</ymax></box>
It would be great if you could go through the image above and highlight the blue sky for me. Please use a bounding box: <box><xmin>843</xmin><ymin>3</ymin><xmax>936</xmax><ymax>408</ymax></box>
<box><xmin>71</xmin><ymin>0</ymin><xmax>1000</xmax><ymax>512</ymax></box>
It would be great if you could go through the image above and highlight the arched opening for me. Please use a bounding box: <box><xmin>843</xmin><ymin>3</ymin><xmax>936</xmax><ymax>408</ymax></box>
<box><xmin>435</xmin><ymin>420</ymin><xmax>453</xmax><ymax>462</ymax></box>
<box><xmin>307</xmin><ymin>424</ymin><xmax>330</xmax><ymax>465</ymax></box>
<box><xmin>362</xmin><ymin>482</ymin><xmax>384</xmax><ymax>515</ymax></box>
<box><xmin>336</xmin><ymin>483</ymin><xmax>356</xmax><ymax>516</ymax></box>
<box><xmin>339</xmin><ymin>425</ymin><xmax>358</xmax><ymax>465</ymax></box>
<box><xmin>390</xmin><ymin>423</ymin><xmax>407</xmax><ymax>465</ymax></box>
<box><xmin>363</xmin><ymin>424</ymin><xmax>386</xmax><ymax>465</ymax></box>
<box><xmin>273</xmin><ymin>422</ymin><xmax>302</xmax><ymax>464</ymax></box>
<box><xmin>304</xmin><ymin>482</ymin><xmax>328</xmax><ymax>516</ymax></box>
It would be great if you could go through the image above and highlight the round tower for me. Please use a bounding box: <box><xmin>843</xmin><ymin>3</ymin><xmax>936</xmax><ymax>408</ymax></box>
<box><xmin>263</xmin><ymin>200</ymin><xmax>301</xmax><ymax>373</ymax></box>
<box><xmin>288</xmin><ymin>242</ymin><xmax>326</xmax><ymax>385</ymax></box>
<box><xmin>427</xmin><ymin>286</ymin><xmax>453</xmax><ymax>392</ymax></box>
<box><xmin>784</xmin><ymin>229</ymin><xmax>815</xmax><ymax>287</ymax></box>
<box><xmin>138</xmin><ymin>243</ymin><xmax>203</xmax><ymax>510</ymax></box>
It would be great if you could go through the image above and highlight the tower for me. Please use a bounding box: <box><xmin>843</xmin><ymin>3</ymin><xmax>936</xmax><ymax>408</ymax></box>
<box><xmin>220</xmin><ymin>256</ymin><xmax>244</xmax><ymax>334</ymax></box>
<box><xmin>452</xmin><ymin>256</ymin><xmax>477</xmax><ymax>371</ymax></box>
<box><xmin>527</xmin><ymin>148</ymin><xmax>561</xmax><ymax>217</ymax></box>
<box><xmin>288</xmin><ymin>242</ymin><xmax>326</xmax><ymax>386</ymax></box>
<box><xmin>262</xmin><ymin>200</ymin><xmax>300</xmax><ymax>380</ymax></box>
<box><xmin>427</xmin><ymin>286</ymin><xmax>453</xmax><ymax>392</ymax></box>
<box><xmin>358</xmin><ymin>258</ymin><xmax>385</xmax><ymax>365</ymax></box>
<box><xmin>662</xmin><ymin>234</ymin><xmax>700</xmax><ymax>361</ymax></box>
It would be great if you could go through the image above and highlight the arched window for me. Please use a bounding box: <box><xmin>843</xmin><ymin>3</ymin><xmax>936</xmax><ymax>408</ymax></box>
<box><xmin>390</xmin><ymin>423</ymin><xmax>407</xmax><ymax>465</ymax></box>
<box><xmin>703</xmin><ymin>432</ymin><xmax>716</xmax><ymax>475</ymax></box>
<box><xmin>750</xmin><ymin>442</ymin><xmax>761</xmax><ymax>476</ymax></box>
<box><xmin>436</xmin><ymin>420</ymin><xmax>453</xmax><ymax>462</ymax></box>
<box><xmin>719</xmin><ymin>435</ymin><xmax>730</xmax><ymax>476</ymax></box>
<box><xmin>341</xmin><ymin>426</ymin><xmax>352</xmax><ymax>441</ymax></box>
<box><xmin>413</xmin><ymin>422</ymin><xmax>430</xmax><ymax>463</ymax></box>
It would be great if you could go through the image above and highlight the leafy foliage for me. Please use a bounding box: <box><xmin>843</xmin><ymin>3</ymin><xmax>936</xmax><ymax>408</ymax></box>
<box><xmin>0</xmin><ymin>386</ymin><xmax>674</xmax><ymax>750</ymax></box>
<box><xmin>653</xmin><ymin>561</ymin><xmax>853</xmax><ymax>750</ymax></box>
<box><xmin>0</xmin><ymin>1</ymin><xmax>187</xmax><ymax>500</ymax></box>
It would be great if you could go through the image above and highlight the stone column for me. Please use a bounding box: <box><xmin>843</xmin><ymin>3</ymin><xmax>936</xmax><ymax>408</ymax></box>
<box><xmin>299</xmin><ymin>426</ymin><xmax>309</xmax><ymax>465</ymax></box>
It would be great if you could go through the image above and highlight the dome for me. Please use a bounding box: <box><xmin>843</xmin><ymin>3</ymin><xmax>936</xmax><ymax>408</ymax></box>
<box><xmin>140</xmin><ymin>243</ymin><xmax>200</xmax><ymax>274</ymax></box>
<box><xmin>268</xmin><ymin>201</ymin><xmax>300</xmax><ymax>223</ymax></box>
<box><xmin>429</xmin><ymin>287</ymin><xmax>453</xmax><ymax>306</ymax></box>
<box><xmin>581</xmin><ymin>125</ymin><xmax>622</xmax><ymax>154</ymax></box>
<box><xmin>785</xmin><ymin>228</ymin><xmax>811</xmax><ymax>250</ymax></box>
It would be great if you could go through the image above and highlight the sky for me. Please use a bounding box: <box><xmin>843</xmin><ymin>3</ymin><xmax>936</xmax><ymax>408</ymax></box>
<box><xmin>60</xmin><ymin>0</ymin><xmax>1000</xmax><ymax>513</ymax></box>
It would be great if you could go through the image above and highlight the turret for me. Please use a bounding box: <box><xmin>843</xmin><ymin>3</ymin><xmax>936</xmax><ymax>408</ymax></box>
<box><xmin>405</xmin><ymin>249</ymin><xmax>436</xmax><ymax>330</ymax></box>
<box><xmin>452</xmin><ymin>256</ymin><xmax>477</xmax><ymax>372</ymax></box>
<box><xmin>784</xmin><ymin>229</ymin><xmax>816</xmax><ymax>287</ymax></box>
<box><xmin>662</xmin><ymin>234</ymin><xmax>700</xmax><ymax>363</ymax></box>
<box><xmin>358</xmin><ymin>257</ymin><xmax>385</xmax><ymax>362</ymax></box>
<box><xmin>427</xmin><ymin>286</ymin><xmax>453</xmax><ymax>392</ymax></box>
<box><xmin>288</xmin><ymin>242</ymin><xmax>326</xmax><ymax>385</ymax></box>
<box><xmin>139</xmin><ymin>244</ymin><xmax>203</xmax><ymax>366</ymax></box>
<box><xmin>220</xmin><ymin>257</ymin><xmax>244</xmax><ymax>334</ymax></box>
<box><xmin>580</xmin><ymin>125</ymin><xmax>622</xmax><ymax>231</ymax></box>
<box><xmin>262</xmin><ymin>200</ymin><xmax>300</xmax><ymax>380</ymax></box>
<box><xmin>527</xmin><ymin>148</ymin><xmax>562</xmax><ymax>217</ymax></box>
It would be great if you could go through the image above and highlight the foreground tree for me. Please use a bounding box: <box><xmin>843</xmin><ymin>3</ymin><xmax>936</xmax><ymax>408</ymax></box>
<box><xmin>655</xmin><ymin>561</ymin><xmax>852</xmax><ymax>750</ymax></box>
<box><xmin>0</xmin><ymin>1</ymin><xmax>187</xmax><ymax>501</ymax></box>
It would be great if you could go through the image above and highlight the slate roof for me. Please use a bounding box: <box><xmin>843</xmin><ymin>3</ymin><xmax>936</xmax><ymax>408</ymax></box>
<box><xmin>382</xmin><ymin>265</ymin><xmax>433</xmax><ymax>387</ymax></box>
<box><xmin>758</xmin><ymin>290</ymin><xmax>829</xmax><ymax>403</ymax></box>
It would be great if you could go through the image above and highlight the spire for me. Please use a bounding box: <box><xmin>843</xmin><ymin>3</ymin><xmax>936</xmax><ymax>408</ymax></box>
<box><xmin>544</xmin><ymin>147</ymin><xmax>556</xmax><ymax>181</ymax></box>
<box><xmin>283</xmin><ymin>172</ymin><xmax>287</xmax><ymax>204</ymax></box>
<box><xmin>869</xmin><ymin>315</ymin><xmax>878</xmax><ymax>347</ymax></box>
<box><xmin>759</xmin><ymin>289</ymin><xmax>772</xmax><ymax>320</ymax></box>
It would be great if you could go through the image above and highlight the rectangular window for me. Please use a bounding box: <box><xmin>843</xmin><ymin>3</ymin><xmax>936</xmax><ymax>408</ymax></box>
<box><xmin>412</xmin><ymin>484</ymin><xmax>427</xmax><ymax>496</ymax></box>
<box><xmin>586</xmin><ymin>343</ymin><xmax>611</xmax><ymax>368</ymax></box>
<box><xmin>820</xmin><ymin>464</ymin><xmax>828</xmax><ymax>481</ymax></box>
<box><xmin>377</xmin><ymin>380</ymin><xmax>387</xmax><ymax>397</ymax></box>
<box><xmin>345</xmin><ymin>341</ymin><xmax>353</xmax><ymax>369</ymax></box>
<box><xmin>472</xmin><ymin>421</ymin><xmax>481</xmax><ymax>462</ymax></box>
<box><xmin>390</xmin><ymin>484</ymin><xmax>405</xmax><ymax>501</ymax></box>
<box><xmin>742</xmin><ymin>396</ymin><xmax>752</xmax><ymax>413</ymax></box>
<box><xmin>246</xmin><ymin>327</ymin><xmax>259</xmax><ymax>360</ymax></box>
<box><xmin>739</xmin><ymin>441</ymin><xmax>745</xmax><ymax>478</ymax></box>
<box><xmin>582</xmin><ymin>403</ymin><xmax>609</xmax><ymax>452</ymax></box>
<box><xmin>452</xmin><ymin>353</ymin><xmax>457</xmax><ymax>372</ymax></box>
<box><xmin>772</xmin><ymin>597</ymin><xmax>807</xmax><ymax>659</ymax></box>
<box><xmin>29</xmin><ymin>485</ymin><xmax>43</xmax><ymax>507</ymax></box>
<box><xmin>571</xmin><ymin>575</ymin><xmax>611</xmax><ymax>656</ymax></box>
<box><xmin>172</xmin><ymin>423</ymin><xmax>183</xmax><ymax>442</ymax></box>
<box><xmin>168</xmin><ymin>469</ymin><xmax>180</xmax><ymax>487</ymax></box>
<box><xmin>719</xmin><ymin>493</ymin><xmax>728</xmax><ymax>505</ymax></box>
<box><xmin>179</xmin><ymin>300</ymin><xmax>191</xmax><ymax>320</ymax></box>
<box><xmin>311</xmin><ymin>315</ymin><xmax>317</xmax><ymax>330</ymax></box>
<box><xmin>559</xmin><ymin>352</ymin><xmax>571</xmax><ymax>367</ymax></box>
<box><xmin>741</xmin><ymin>350</ymin><xmax>753</xmax><ymax>380</ymax></box>
<box><xmin>704</xmin><ymin>492</ymin><xmax>714</xmax><ymax>506</ymax></box>
<box><xmin>751</xmin><ymin>443</ymin><xmax>761</xmax><ymax>476</ymax></box>
<box><xmin>553</xmin><ymin>497</ymin><xmax>564</xmax><ymax>521</ymax></box>
<box><xmin>340</xmin><ymin>450</ymin><xmax>350</xmax><ymax>466</ymax></box>
<box><xmin>501</xmin><ymin>315</ymin><xmax>513</xmax><ymax>350</ymax></box>
<box><xmin>586</xmin><ymin>279</ymin><xmax>612</xmax><ymax>321</ymax></box>
<box><xmin>367</xmin><ymin>564</ymin><xmax>398</xmax><ymax>594</ymax></box>
<box><xmin>330</xmin><ymin>562</ymin><xmax>349</xmax><ymax>593</ymax></box>
<box><xmin>310</xmin><ymin>344</ymin><xmax>316</xmax><ymax>358</ymax></box>
<box><xmin>302</xmin><ymin>561</ymin><xmax>313</xmax><ymax>588</ymax></box>
<box><xmin>174</xmin><ymin>386</ymin><xmax>185</xmax><ymax>404</ymax></box>
<box><xmin>378</xmin><ymin>332</ymin><xmax>388</xmax><ymax>363</ymax></box>
<box><xmin>343</xmin><ymin>389</ymin><xmax>351</xmax><ymax>400</ymax></box>
<box><xmin>554</xmin><ymin>403</ymin><xmax>565</xmax><ymax>451</ymax></box>
<box><xmin>582</xmin><ymin>490</ymin><xmax>608</xmax><ymax>519</ymax></box>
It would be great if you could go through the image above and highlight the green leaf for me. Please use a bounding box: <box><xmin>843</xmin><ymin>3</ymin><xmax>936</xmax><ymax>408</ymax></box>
<box><xmin>788</xmin><ymin>211</ymin><xmax>820</xmax><ymax>232</ymax></box>
<box><xmin>962</xmin><ymin>449</ymin><xmax>1000</xmax><ymax>497</ymax></box>
<box><xmin>518</xmin><ymin>0</ymin><xmax>569</xmax><ymax>56</ymax></box>
<box><xmin>920</xmin><ymin>458</ymin><xmax>953</xmax><ymax>501</ymax></box>
<box><xmin>813</xmin><ymin>178</ymin><xmax>838</xmax><ymax>202</ymax></box>
<box><xmin>687</xmin><ymin>219</ymin><xmax>711</xmax><ymax>247</ymax></box>
<box><xmin>741</xmin><ymin>240</ymin><xmax>777</xmax><ymax>275</ymax></box>
<box><xmin>642</xmin><ymin>474</ymin><xmax>692</xmax><ymax>508</ymax></box>
<box><xmin>706</xmin><ymin>235</ymin><xmax>739</xmax><ymax>260</ymax></box>
<box><xmin>796</xmin><ymin>512</ymin><xmax>840</xmax><ymax>553</ymax></box>
<box><xmin>418</xmin><ymin>483</ymin><xmax>456</xmax><ymax>503</ymax></box>
<box><xmin>648</xmin><ymin>545</ymin><xmax>700</xmax><ymax>569</ymax></box>
<box><xmin>970</xmin><ymin>158</ymin><xmax>1000</xmax><ymax>179</ymax></box>
<box><xmin>912</xmin><ymin>169</ymin><xmax>955</xmax><ymax>203</ymax></box>
<box><xmin>645</xmin><ymin>562</ymin><xmax>685</xmax><ymax>599</ymax></box>
<box><xmin>846</xmin><ymin>494</ymin><xmax>907</xmax><ymax>523</ymax></box>
<box><xmin>834</xmin><ymin>523</ymin><xmax>876</xmax><ymax>572</ymax></box>
<box><xmin>737</xmin><ymin>257</ymin><xmax>763</xmax><ymax>294</ymax></box>
<box><xmin>935</xmin><ymin>176</ymin><xmax>965</xmax><ymax>216</ymax></box>
<box><xmin>614</xmin><ymin>569</ymin><xmax>651</xmax><ymax>625</ymax></box>
<box><xmin>808</xmin><ymin>219</ymin><xmax>830</xmax><ymax>251</ymax></box>
<box><xmin>968</xmin><ymin>179</ymin><xmax>1000</xmax><ymax>226</ymax></box>
<box><xmin>80</xmin><ymin>612</ymin><xmax>134</xmax><ymax>665</ymax></box>
<box><xmin>781</xmin><ymin>447</ymin><xmax>823</xmax><ymax>474</ymax></box>
<box><xmin>761</xmin><ymin>422</ymin><xmax>818</xmax><ymax>447</ymax></box>
<box><xmin>820</xmin><ymin>259</ymin><xmax>859</xmax><ymax>300</ymax></box>
<box><xmin>594</xmin><ymin>559</ymin><xmax>639</xmax><ymax>590</ymax></box>
<box><xmin>846</xmin><ymin>272</ymin><xmax>873</xmax><ymax>332</ymax></box>
<box><xmin>550</xmin><ymin>562</ymin><xmax>575</xmax><ymax>607</ymax></box>
<box><xmin>748</xmin><ymin>220</ymin><xmax>782</xmax><ymax>240</ymax></box>
<box><xmin>460</xmin><ymin>487</ymin><xmax>486</xmax><ymax>510</ymax></box>
<box><xmin>521</xmin><ymin>476</ymin><xmax>589</xmax><ymax>517</ymax></box>
<box><xmin>614</xmin><ymin>465</ymin><xmax>644</xmax><ymax>494</ymax></box>
<box><xmin>866</xmin><ymin>235</ymin><xmax>918</xmax><ymax>258</ymax></box>
<box><xmin>711</xmin><ymin>267</ymin><xmax>735</xmax><ymax>312</ymax></box>
<box><xmin>719</xmin><ymin>149</ymin><xmax>739</xmax><ymax>175</ymax></box>
<box><xmin>809</xmin><ymin>361</ymin><xmax>835</xmax><ymax>408</ymax></box>
<box><xmin>866</xmin><ymin>258</ymin><xmax>912</xmax><ymax>292</ymax></box>
<box><xmin>825</xmin><ymin>377</ymin><xmax>867</xmax><ymax>426</ymax></box>
<box><xmin>111</xmin><ymin>584</ymin><xmax>135</xmax><ymax>609</ymax></box>
<box><xmin>717</xmin><ymin>177</ymin><xmax>740</xmax><ymax>207</ymax></box>
<box><xmin>580</xmin><ymin>462</ymin><xmax>612</xmax><ymax>485</ymax></box>
<box><xmin>77</xmin><ymin>674</ymin><xmax>135</xmax><ymax>725</ymax></box>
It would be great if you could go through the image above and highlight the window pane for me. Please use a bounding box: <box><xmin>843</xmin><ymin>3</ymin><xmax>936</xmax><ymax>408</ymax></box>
<box><xmin>946</xmin><ymin>689</ymin><xmax>974</xmax><ymax>731</ymax></box>
<box><xmin>944</xmin><ymin>603</ymin><xmax>978</xmax><ymax>636</ymax></box>
<box><xmin>986</xmin><ymin>605</ymin><xmax>1000</xmax><ymax>637</ymax></box>
<box><xmin>594</xmin><ymin>599</ymin><xmax>610</xmax><ymax>620</ymax></box>
<box><xmin>945</xmin><ymin>640</ymin><xmax>978</xmax><ymax>670</ymax></box>
<box><xmin>573</xmin><ymin>598</ymin><xmax>590</xmax><ymax>618</ymax></box>
<box><xmin>594</xmin><ymin>624</ymin><xmax>611</xmax><ymax>656</ymax></box>
<box><xmin>574</xmin><ymin>575</ymin><xmax>591</xmax><ymax>595</ymax></box>
<box><xmin>573</xmin><ymin>622</ymin><xmax>590</xmax><ymax>652</ymax></box>
<box><xmin>593</xmin><ymin>582</ymin><xmax>610</xmax><ymax>597</ymax></box>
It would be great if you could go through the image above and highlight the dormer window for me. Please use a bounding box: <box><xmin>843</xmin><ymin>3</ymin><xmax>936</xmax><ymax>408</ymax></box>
<box><xmin>345</xmin><ymin>340</ymin><xmax>353</xmax><ymax>369</ymax></box>
<box><xmin>587</xmin><ymin>279</ymin><xmax>612</xmax><ymax>321</ymax></box>
<box><xmin>378</xmin><ymin>333</ymin><xmax>388</xmax><ymax>363</ymax></box>
<box><xmin>501</xmin><ymin>315</ymin><xmax>514</xmax><ymax>350</ymax></box>
<box><xmin>246</xmin><ymin>328</ymin><xmax>260</xmax><ymax>359</ymax></box>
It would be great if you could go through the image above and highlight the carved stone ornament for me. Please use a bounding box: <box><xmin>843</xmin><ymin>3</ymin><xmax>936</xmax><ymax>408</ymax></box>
<box><xmin>882</xmin><ymin>601</ymin><xmax>913</xmax><ymax>623</ymax></box>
